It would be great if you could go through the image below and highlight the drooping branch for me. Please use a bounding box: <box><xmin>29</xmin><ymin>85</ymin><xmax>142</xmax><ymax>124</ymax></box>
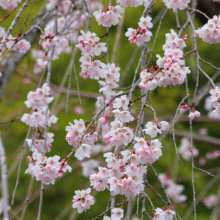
<box><xmin>0</xmin><ymin>134</ymin><xmax>9</xmax><ymax>220</ymax></box>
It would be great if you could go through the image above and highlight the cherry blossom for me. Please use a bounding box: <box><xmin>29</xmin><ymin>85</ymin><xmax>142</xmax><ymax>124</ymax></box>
<box><xmin>81</xmin><ymin>159</ymin><xmax>99</xmax><ymax>177</ymax></box>
<box><xmin>139</xmin><ymin>29</ymin><xmax>190</xmax><ymax>90</ymax></box>
<box><xmin>117</xmin><ymin>0</ymin><xmax>144</xmax><ymax>7</ymax></box>
<box><xmin>0</xmin><ymin>0</ymin><xmax>21</xmax><ymax>10</ymax></box>
<box><xmin>188</xmin><ymin>110</ymin><xmax>201</xmax><ymax>120</ymax></box>
<box><xmin>13</xmin><ymin>39</ymin><xmax>31</xmax><ymax>54</ymax></box>
<box><xmin>75</xmin><ymin>144</ymin><xmax>92</xmax><ymax>160</ymax></box>
<box><xmin>179</xmin><ymin>138</ymin><xmax>199</xmax><ymax>160</ymax></box>
<box><xmin>202</xmin><ymin>195</ymin><xmax>217</xmax><ymax>209</ymax></box>
<box><xmin>26</xmin><ymin>153</ymin><xmax>71</xmax><ymax>184</ymax></box>
<box><xmin>153</xmin><ymin>208</ymin><xmax>175</xmax><ymax>220</ymax></box>
<box><xmin>196</xmin><ymin>15</ymin><xmax>220</xmax><ymax>44</ymax></box>
<box><xmin>125</xmin><ymin>16</ymin><xmax>153</xmax><ymax>46</ymax></box>
<box><xmin>93</xmin><ymin>5</ymin><xmax>124</xmax><ymax>27</ymax></box>
<box><xmin>72</xmin><ymin>188</ymin><xmax>95</xmax><ymax>213</ymax></box>
<box><xmin>21</xmin><ymin>84</ymin><xmax>58</xmax><ymax>127</ymax></box>
<box><xmin>144</xmin><ymin>120</ymin><xmax>169</xmax><ymax>138</ymax></box>
<box><xmin>162</xmin><ymin>0</ymin><xmax>190</xmax><ymax>10</ymax></box>
<box><xmin>26</xmin><ymin>132</ymin><xmax>54</xmax><ymax>153</ymax></box>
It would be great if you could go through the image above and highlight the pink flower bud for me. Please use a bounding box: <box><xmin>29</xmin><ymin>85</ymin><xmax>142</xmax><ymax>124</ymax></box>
<box><xmin>130</xmin><ymin>163</ymin><xmax>135</xmax><ymax>171</ymax></box>
<box><xmin>188</xmin><ymin>112</ymin><xmax>195</xmax><ymax>120</ymax></box>
<box><xmin>139</xmin><ymin>82</ymin><xmax>147</xmax><ymax>89</ymax></box>
<box><xmin>104</xmin><ymin>134</ymin><xmax>110</xmax><ymax>141</ymax></box>
<box><xmin>183</xmin><ymin>34</ymin><xmax>188</xmax><ymax>41</ymax></box>
<box><xmin>84</xmin><ymin>41</ymin><xmax>89</xmax><ymax>46</ymax></box>
<box><xmin>119</xmin><ymin>165</ymin><xmax>124</xmax><ymax>172</ymax></box>
<box><xmin>199</xmin><ymin>157</ymin><xmax>206</xmax><ymax>166</ymax></box>
<box><xmin>57</xmin><ymin>170</ymin><xmax>63</xmax><ymax>178</ymax></box>
<box><xmin>194</xmin><ymin>110</ymin><xmax>200</xmax><ymax>117</ymax></box>
<box><xmin>76</xmin><ymin>43</ymin><xmax>83</xmax><ymax>49</ymax></box>
<box><xmin>74</xmin><ymin>106</ymin><xmax>84</xmax><ymax>115</ymax></box>
<box><xmin>181</xmin><ymin>101</ymin><xmax>185</xmax><ymax>104</ymax></box>
<box><xmin>164</xmin><ymin>63</ymin><xmax>169</xmax><ymax>69</ymax></box>
<box><xmin>172</xmin><ymin>56</ymin><xmax>177</xmax><ymax>61</ymax></box>
<box><xmin>72</xmin><ymin>199</ymin><xmax>80</xmax><ymax>203</ymax></box>
<box><xmin>79</xmin><ymin>72</ymin><xmax>88</xmax><ymax>79</ymax></box>
<box><xmin>199</xmin><ymin>128</ymin><xmax>208</xmax><ymax>135</ymax></box>
<box><xmin>99</xmin><ymin>117</ymin><xmax>106</xmax><ymax>125</ymax></box>
<box><xmin>167</xmin><ymin>58</ymin><xmax>172</xmax><ymax>63</ymax></box>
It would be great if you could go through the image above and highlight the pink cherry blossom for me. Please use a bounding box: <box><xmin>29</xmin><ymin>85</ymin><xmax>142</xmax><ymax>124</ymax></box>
<box><xmin>72</xmin><ymin>188</ymin><xmax>95</xmax><ymax>213</ymax></box>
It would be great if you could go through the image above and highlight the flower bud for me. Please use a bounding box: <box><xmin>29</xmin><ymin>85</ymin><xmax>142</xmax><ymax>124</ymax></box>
<box><xmin>194</xmin><ymin>110</ymin><xmax>200</xmax><ymax>117</ymax></box>
<box><xmin>188</xmin><ymin>112</ymin><xmax>195</xmax><ymax>120</ymax></box>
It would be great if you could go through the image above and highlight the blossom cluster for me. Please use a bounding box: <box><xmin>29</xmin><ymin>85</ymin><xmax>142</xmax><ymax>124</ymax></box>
<box><xmin>125</xmin><ymin>16</ymin><xmax>153</xmax><ymax>46</ymax></box>
<box><xmin>206</xmin><ymin>86</ymin><xmax>220</xmax><ymax>118</ymax></box>
<box><xmin>89</xmin><ymin>136</ymin><xmax>164</xmax><ymax>197</ymax></box>
<box><xmin>65</xmin><ymin>119</ymin><xmax>98</xmax><ymax>160</ymax></box>
<box><xmin>25</xmin><ymin>152</ymin><xmax>71</xmax><ymax>184</ymax></box>
<box><xmin>202</xmin><ymin>195</ymin><xmax>217</xmax><ymax>209</ymax></box>
<box><xmin>93</xmin><ymin>5</ymin><xmax>124</xmax><ymax>27</ymax></box>
<box><xmin>72</xmin><ymin>188</ymin><xmax>95</xmax><ymax>213</ymax></box>
<box><xmin>181</xmin><ymin>101</ymin><xmax>201</xmax><ymax>120</ymax></box>
<box><xmin>144</xmin><ymin>120</ymin><xmax>169</xmax><ymax>138</ymax></box>
<box><xmin>159</xmin><ymin>174</ymin><xmax>187</xmax><ymax>203</ymax></box>
<box><xmin>81</xmin><ymin>159</ymin><xmax>99</xmax><ymax>177</ymax></box>
<box><xmin>90</xmin><ymin>152</ymin><xmax>146</xmax><ymax>196</ymax></box>
<box><xmin>139</xmin><ymin>30</ymin><xmax>190</xmax><ymax>90</ymax></box>
<box><xmin>2</xmin><ymin>36</ymin><xmax>31</xmax><ymax>54</ymax></box>
<box><xmin>116</xmin><ymin>0</ymin><xmax>150</xmax><ymax>7</ymax></box>
<box><xmin>196</xmin><ymin>15</ymin><xmax>220</xmax><ymax>44</ymax></box>
<box><xmin>0</xmin><ymin>0</ymin><xmax>21</xmax><ymax>10</ymax></box>
<box><xmin>98</xmin><ymin>63</ymin><xmax>121</xmax><ymax>101</ymax></box>
<box><xmin>104</xmin><ymin>208</ymin><xmax>124</xmax><ymax>220</ymax></box>
<box><xmin>162</xmin><ymin>0</ymin><xmax>190</xmax><ymax>10</ymax></box>
<box><xmin>26</xmin><ymin>132</ymin><xmax>54</xmax><ymax>153</ymax></box>
<box><xmin>21</xmin><ymin>83</ymin><xmax>72</xmax><ymax>184</ymax></box>
<box><xmin>21</xmin><ymin>83</ymin><xmax>57</xmax><ymax>127</ymax></box>
<box><xmin>153</xmin><ymin>208</ymin><xmax>175</xmax><ymax>220</ymax></box>
<box><xmin>32</xmin><ymin>0</ymin><xmax>101</xmax><ymax>74</ymax></box>
<box><xmin>77</xmin><ymin>31</ymin><xmax>107</xmax><ymax>80</ymax></box>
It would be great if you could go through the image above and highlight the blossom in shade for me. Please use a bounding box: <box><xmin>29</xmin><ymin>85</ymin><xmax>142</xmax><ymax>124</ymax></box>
<box><xmin>179</xmin><ymin>138</ymin><xmax>199</xmax><ymax>160</ymax></box>
<box><xmin>202</xmin><ymin>195</ymin><xmax>217</xmax><ymax>209</ymax></box>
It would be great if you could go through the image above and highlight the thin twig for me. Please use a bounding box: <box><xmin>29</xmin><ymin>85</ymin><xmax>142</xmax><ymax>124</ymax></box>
<box><xmin>172</xmin><ymin>96</ymin><xmax>188</xmax><ymax>166</ymax></box>
<box><xmin>194</xmin><ymin>167</ymin><xmax>216</xmax><ymax>177</ymax></box>
<box><xmin>11</xmin><ymin>181</ymin><xmax>39</xmax><ymax>220</ymax></box>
